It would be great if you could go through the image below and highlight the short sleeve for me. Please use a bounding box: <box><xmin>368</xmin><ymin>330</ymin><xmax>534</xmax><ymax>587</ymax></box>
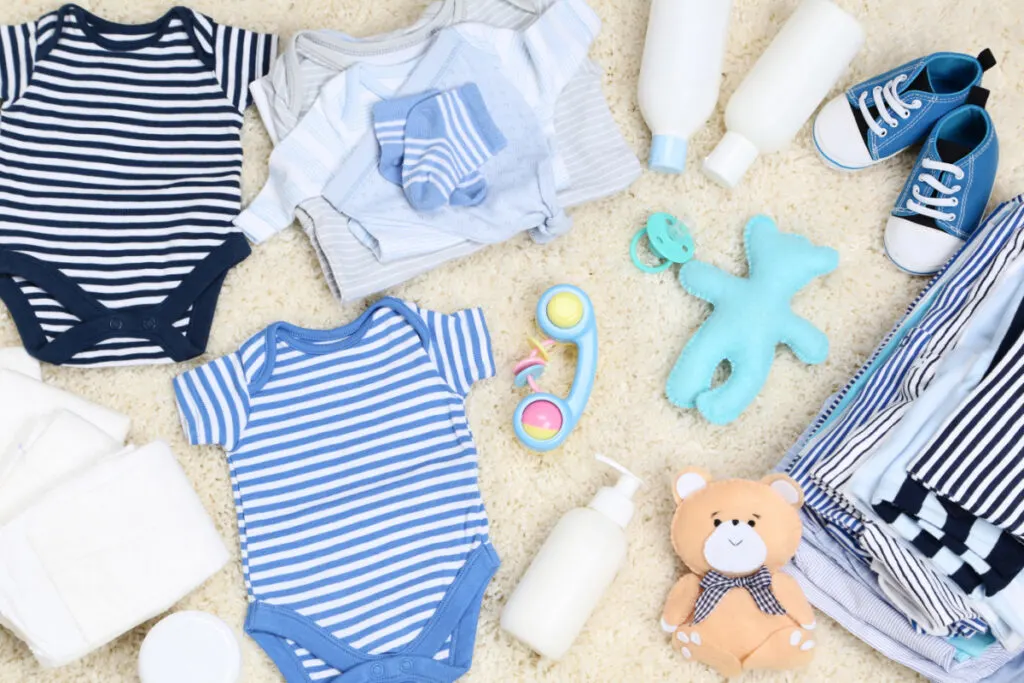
<box><xmin>190</xmin><ymin>13</ymin><xmax>278</xmax><ymax>112</ymax></box>
<box><xmin>416</xmin><ymin>306</ymin><xmax>496</xmax><ymax>396</ymax></box>
<box><xmin>174</xmin><ymin>354</ymin><xmax>251</xmax><ymax>450</ymax></box>
<box><xmin>0</xmin><ymin>21</ymin><xmax>39</xmax><ymax>108</ymax></box>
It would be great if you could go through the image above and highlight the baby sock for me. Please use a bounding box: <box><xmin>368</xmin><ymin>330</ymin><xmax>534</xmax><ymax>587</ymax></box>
<box><xmin>372</xmin><ymin>90</ymin><xmax>440</xmax><ymax>186</ymax></box>
<box><xmin>402</xmin><ymin>83</ymin><xmax>507</xmax><ymax>211</ymax></box>
<box><xmin>372</xmin><ymin>89</ymin><xmax>489</xmax><ymax>207</ymax></box>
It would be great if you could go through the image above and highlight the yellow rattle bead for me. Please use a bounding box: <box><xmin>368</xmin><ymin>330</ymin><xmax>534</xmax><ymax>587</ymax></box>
<box><xmin>546</xmin><ymin>292</ymin><xmax>584</xmax><ymax>329</ymax></box>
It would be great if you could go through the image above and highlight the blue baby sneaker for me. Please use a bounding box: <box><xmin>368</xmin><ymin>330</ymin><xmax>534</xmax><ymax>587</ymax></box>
<box><xmin>814</xmin><ymin>50</ymin><xmax>995</xmax><ymax>170</ymax></box>
<box><xmin>885</xmin><ymin>99</ymin><xmax>998</xmax><ymax>276</ymax></box>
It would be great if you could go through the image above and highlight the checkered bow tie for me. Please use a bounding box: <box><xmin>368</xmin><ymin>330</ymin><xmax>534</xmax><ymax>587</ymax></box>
<box><xmin>692</xmin><ymin>566</ymin><xmax>787</xmax><ymax>624</ymax></box>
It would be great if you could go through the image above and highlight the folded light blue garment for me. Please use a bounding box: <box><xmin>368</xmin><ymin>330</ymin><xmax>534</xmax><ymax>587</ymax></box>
<box><xmin>323</xmin><ymin>28</ymin><xmax>569</xmax><ymax>264</ymax></box>
<box><xmin>950</xmin><ymin>632</ymin><xmax>997</xmax><ymax>662</ymax></box>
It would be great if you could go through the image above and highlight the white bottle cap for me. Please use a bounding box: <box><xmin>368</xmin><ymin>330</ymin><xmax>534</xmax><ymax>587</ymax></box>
<box><xmin>589</xmin><ymin>454</ymin><xmax>643</xmax><ymax>529</ymax></box>
<box><xmin>703</xmin><ymin>131</ymin><xmax>760</xmax><ymax>188</ymax></box>
<box><xmin>138</xmin><ymin>612</ymin><xmax>242</xmax><ymax>683</ymax></box>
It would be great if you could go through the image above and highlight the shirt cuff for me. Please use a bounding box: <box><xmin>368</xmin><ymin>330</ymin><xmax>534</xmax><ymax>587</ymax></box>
<box><xmin>172</xmin><ymin>374</ymin><xmax>203</xmax><ymax>446</ymax></box>
<box><xmin>234</xmin><ymin>182</ymin><xmax>294</xmax><ymax>244</ymax></box>
<box><xmin>235</xmin><ymin>207</ymin><xmax>287</xmax><ymax>244</ymax></box>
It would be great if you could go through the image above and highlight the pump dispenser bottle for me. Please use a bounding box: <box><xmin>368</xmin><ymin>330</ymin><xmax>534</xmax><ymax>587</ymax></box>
<box><xmin>500</xmin><ymin>455</ymin><xmax>642</xmax><ymax>660</ymax></box>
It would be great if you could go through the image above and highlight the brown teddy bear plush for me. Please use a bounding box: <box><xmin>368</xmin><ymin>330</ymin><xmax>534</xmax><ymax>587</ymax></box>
<box><xmin>661</xmin><ymin>468</ymin><xmax>816</xmax><ymax>677</ymax></box>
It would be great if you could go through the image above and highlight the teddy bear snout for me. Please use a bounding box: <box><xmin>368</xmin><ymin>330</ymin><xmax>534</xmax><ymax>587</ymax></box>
<box><xmin>703</xmin><ymin>522</ymin><xmax>769</xmax><ymax>573</ymax></box>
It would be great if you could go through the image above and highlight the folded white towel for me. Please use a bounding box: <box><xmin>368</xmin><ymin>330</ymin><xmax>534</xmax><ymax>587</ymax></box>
<box><xmin>0</xmin><ymin>441</ymin><xmax>229</xmax><ymax>668</ymax></box>
<box><xmin>0</xmin><ymin>410</ymin><xmax>123</xmax><ymax>526</ymax></box>
<box><xmin>0</xmin><ymin>348</ymin><xmax>42</xmax><ymax>380</ymax></box>
<box><xmin>0</xmin><ymin>370</ymin><xmax>130</xmax><ymax>452</ymax></box>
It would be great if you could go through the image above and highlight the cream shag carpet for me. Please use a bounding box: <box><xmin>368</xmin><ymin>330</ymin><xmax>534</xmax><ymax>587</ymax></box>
<box><xmin>1</xmin><ymin>0</ymin><xmax>1022</xmax><ymax>681</ymax></box>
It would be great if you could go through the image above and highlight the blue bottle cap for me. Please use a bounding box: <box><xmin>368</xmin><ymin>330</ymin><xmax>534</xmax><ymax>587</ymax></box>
<box><xmin>649</xmin><ymin>135</ymin><xmax>688</xmax><ymax>174</ymax></box>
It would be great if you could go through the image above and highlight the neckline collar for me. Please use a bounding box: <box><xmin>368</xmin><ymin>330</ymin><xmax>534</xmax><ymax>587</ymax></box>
<box><xmin>64</xmin><ymin>4</ymin><xmax>184</xmax><ymax>52</ymax></box>
<box><xmin>254</xmin><ymin>298</ymin><xmax>431</xmax><ymax>389</ymax></box>
<box><xmin>283</xmin><ymin>0</ymin><xmax>463</xmax><ymax>119</ymax></box>
<box><xmin>295</xmin><ymin>0</ymin><xmax>463</xmax><ymax>66</ymax></box>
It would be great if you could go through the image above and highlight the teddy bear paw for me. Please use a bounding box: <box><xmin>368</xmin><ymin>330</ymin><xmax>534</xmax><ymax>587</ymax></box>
<box><xmin>789</xmin><ymin>629</ymin><xmax>815</xmax><ymax>651</ymax></box>
<box><xmin>677</xmin><ymin>630</ymin><xmax>702</xmax><ymax>646</ymax></box>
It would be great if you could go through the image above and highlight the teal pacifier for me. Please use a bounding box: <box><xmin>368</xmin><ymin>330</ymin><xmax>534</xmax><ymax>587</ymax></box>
<box><xmin>630</xmin><ymin>213</ymin><xmax>695</xmax><ymax>273</ymax></box>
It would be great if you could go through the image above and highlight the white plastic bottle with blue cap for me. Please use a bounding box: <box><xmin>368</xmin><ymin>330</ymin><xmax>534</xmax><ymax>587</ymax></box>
<box><xmin>703</xmin><ymin>0</ymin><xmax>864</xmax><ymax>188</ymax></box>
<box><xmin>638</xmin><ymin>0</ymin><xmax>733</xmax><ymax>173</ymax></box>
<box><xmin>500</xmin><ymin>454</ymin><xmax>642</xmax><ymax>660</ymax></box>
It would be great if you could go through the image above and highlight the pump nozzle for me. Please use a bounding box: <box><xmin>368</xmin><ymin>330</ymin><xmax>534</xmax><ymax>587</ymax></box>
<box><xmin>591</xmin><ymin>454</ymin><xmax>644</xmax><ymax>529</ymax></box>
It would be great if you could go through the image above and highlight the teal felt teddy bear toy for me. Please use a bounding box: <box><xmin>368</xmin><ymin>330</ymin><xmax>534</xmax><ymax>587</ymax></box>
<box><xmin>667</xmin><ymin>215</ymin><xmax>839</xmax><ymax>425</ymax></box>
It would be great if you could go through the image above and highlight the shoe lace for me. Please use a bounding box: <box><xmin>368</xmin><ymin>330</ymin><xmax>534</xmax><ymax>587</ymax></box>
<box><xmin>858</xmin><ymin>75</ymin><xmax>923</xmax><ymax>138</ymax></box>
<box><xmin>905</xmin><ymin>158</ymin><xmax>964</xmax><ymax>222</ymax></box>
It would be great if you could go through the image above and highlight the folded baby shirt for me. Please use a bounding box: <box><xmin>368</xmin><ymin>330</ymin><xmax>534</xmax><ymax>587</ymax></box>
<box><xmin>0</xmin><ymin>441</ymin><xmax>229</xmax><ymax>668</ymax></box>
<box><xmin>250</xmin><ymin>0</ymin><xmax>640</xmax><ymax>208</ymax></box>
<box><xmin>322</xmin><ymin>28</ymin><xmax>575</xmax><ymax>260</ymax></box>
<box><xmin>236</xmin><ymin>0</ymin><xmax>604</xmax><ymax>298</ymax></box>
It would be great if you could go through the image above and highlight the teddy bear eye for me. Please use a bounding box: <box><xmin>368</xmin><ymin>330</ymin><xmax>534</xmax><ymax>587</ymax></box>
<box><xmin>747</xmin><ymin>520</ymin><xmax>756</xmax><ymax>528</ymax></box>
<box><xmin>713</xmin><ymin>519</ymin><xmax>722</xmax><ymax>527</ymax></box>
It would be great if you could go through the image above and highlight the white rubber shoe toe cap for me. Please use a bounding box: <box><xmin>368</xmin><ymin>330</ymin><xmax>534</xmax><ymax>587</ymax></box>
<box><xmin>813</xmin><ymin>96</ymin><xmax>874</xmax><ymax>171</ymax></box>
<box><xmin>885</xmin><ymin>216</ymin><xmax>965</xmax><ymax>276</ymax></box>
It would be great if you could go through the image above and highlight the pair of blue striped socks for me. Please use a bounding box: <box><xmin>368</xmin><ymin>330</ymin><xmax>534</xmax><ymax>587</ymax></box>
<box><xmin>373</xmin><ymin>84</ymin><xmax>507</xmax><ymax>211</ymax></box>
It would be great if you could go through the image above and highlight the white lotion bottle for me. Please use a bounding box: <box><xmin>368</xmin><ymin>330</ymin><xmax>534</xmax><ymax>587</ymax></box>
<box><xmin>638</xmin><ymin>0</ymin><xmax>733</xmax><ymax>173</ymax></box>
<box><xmin>703</xmin><ymin>0</ymin><xmax>864</xmax><ymax>187</ymax></box>
<box><xmin>500</xmin><ymin>455</ymin><xmax>642</xmax><ymax>660</ymax></box>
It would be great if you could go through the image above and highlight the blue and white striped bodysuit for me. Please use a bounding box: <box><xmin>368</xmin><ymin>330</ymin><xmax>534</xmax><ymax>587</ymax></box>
<box><xmin>175</xmin><ymin>298</ymin><xmax>499</xmax><ymax>683</ymax></box>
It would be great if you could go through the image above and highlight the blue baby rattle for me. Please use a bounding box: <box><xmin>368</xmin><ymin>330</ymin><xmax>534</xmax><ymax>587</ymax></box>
<box><xmin>512</xmin><ymin>285</ymin><xmax>597</xmax><ymax>452</ymax></box>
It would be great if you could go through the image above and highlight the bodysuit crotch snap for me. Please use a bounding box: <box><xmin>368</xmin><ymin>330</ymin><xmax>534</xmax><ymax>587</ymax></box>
<box><xmin>0</xmin><ymin>235</ymin><xmax>250</xmax><ymax>365</ymax></box>
<box><xmin>246</xmin><ymin>543</ymin><xmax>499</xmax><ymax>683</ymax></box>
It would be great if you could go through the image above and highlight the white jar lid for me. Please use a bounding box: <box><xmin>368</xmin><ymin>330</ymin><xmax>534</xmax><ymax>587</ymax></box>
<box><xmin>138</xmin><ymin>612</ymin><xmax>242</xmax><ymax>683</ymax></box>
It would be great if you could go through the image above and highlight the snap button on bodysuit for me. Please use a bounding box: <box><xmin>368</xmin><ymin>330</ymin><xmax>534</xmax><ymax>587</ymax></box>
<box><xmin>400</xmin><ymin>659</ymin><xmax>413</xmax><ymax>672</ymax></box>
<box><xmin>109</xmin><ymin>318</ymin><xmax>123</xmax><ymax>330</ymax></box>
<box><xmin>142</xmin><ymin>317</ymin><xmax>157</xmax><ymax>330</ymax></box>
<box><xmin>371</xmin><ymin>663</ymin><xmax>385</xmax><ymax>677</ymax></box>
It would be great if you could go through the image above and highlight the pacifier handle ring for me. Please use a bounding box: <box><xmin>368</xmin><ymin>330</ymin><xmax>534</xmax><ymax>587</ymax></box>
<box><xmin>630</xmin><ymin>228</ymin><xmax>672</xmax><ymax>274</ymax></box>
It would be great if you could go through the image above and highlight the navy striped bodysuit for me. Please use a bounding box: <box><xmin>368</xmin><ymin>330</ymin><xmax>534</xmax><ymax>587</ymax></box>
<box><xmin>0</xmin><ymin>5</ymin><xmax>276</xmax><ymax>366</ymax></box>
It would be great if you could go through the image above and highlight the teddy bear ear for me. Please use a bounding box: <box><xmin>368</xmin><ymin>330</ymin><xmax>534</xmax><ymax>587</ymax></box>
<box><xmin>673</xmin><ymin>468</ymin><xmax>712</xmax><ymax>504</ymax></box>
<box><xmin>761</xmin><ymin>473</ymin><xmax>804</xmax><ymax>508</ymax></box>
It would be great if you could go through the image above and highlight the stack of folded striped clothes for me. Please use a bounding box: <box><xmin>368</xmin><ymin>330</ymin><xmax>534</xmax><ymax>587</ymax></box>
<box><xmin>779</xmin><ymin>196</ymin><xmax>1024</xmax><ymax>682</ymax></box>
